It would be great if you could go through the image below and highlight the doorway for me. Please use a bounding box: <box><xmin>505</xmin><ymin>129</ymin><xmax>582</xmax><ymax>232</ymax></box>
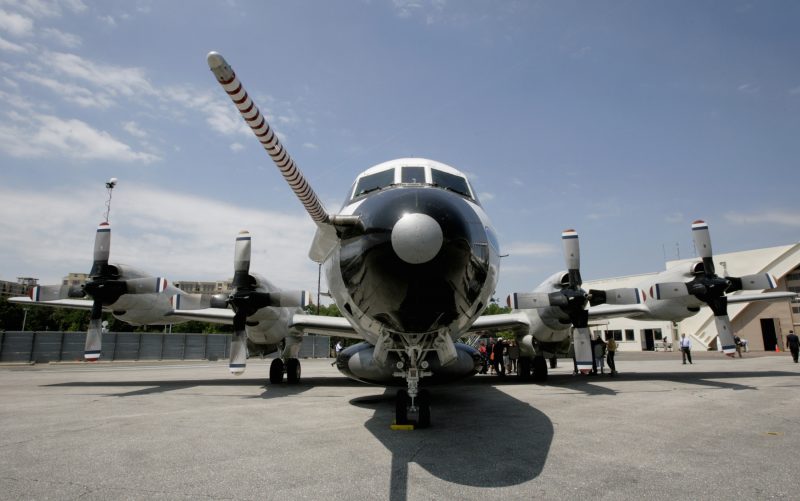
<box><xmin>761</xmin><ymin>318</ymin><xmax>778</xmax><ymax>351</ymax></box>
<box><xmin>642</xmin><ymin>329</ymin><xmax>655</xmax><ymax>351</ymax></box>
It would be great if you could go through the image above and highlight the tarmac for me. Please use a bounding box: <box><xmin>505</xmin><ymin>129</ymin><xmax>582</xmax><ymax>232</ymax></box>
<box><xmin>0</xmin><ymin>351</ymin><xmax>798</xmax><ymax>500</ymax></box>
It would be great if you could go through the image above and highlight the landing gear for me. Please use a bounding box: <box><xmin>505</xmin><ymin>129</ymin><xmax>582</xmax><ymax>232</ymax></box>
<box><xmin>286</xmin><ymin>358</ymin><xmax>301</xmax><ymax>384</ymax></box>
<box><xmin>532</xmin><ymin>355</ymin><xmax>548</xmax><ymax>382</ymax></box>
<box><xmin>518</xmin><ymin>357</ymin><xmax>532</xmax><ymax>380</ymax></box>
<box><xmin>269</xmin><ymin>358</ymin><xmax>284</xmax><ymax>384</ymax></box>
<box><xmin>394</xmin><ymin>388</ymin><xmax>431</xmax><ymax>428</ymax></box>
<box><xmin>549</xmin><ymin>356</ymin><xmax>558</xmax><ymax>369</ymax></box>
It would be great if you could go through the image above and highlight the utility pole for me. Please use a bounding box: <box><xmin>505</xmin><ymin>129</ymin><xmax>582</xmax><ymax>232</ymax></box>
<box><xmin>21</xmin><ymin>307</ymin><xmax>29</xmax><ymax>331</ymax></box>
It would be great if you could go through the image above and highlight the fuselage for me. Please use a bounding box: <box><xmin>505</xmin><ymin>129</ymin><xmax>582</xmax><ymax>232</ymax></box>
<box><xmin>321</xmin><ymin>158</ymin><xmax>500</xmax><ymax>344</ymax></box>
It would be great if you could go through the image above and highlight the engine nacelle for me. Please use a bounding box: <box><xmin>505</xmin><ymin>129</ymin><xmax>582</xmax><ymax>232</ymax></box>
<box><xmin>336</xmin><ymin>342</ymin><xmax>481</xmax><ymax>386</ymax></box>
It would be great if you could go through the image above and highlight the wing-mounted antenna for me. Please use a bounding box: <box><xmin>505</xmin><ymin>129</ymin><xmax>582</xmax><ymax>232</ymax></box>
<box><xmin>206</xmin><ymin>52</ymin><xmax>330</xmax><ymax>226</ymax></box>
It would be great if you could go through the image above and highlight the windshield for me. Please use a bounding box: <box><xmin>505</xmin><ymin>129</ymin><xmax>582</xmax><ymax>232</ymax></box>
<box><xmin>401</xmin><ymin>166</ymin><xmax>426</xmax><ymax>184</ymax></box>
<box><xmin>353</xmin><ymin>169</ymin><xmax>395</xmax><ymax>198</ymax></box>
<box><xmin>431</xmin><ymin>169</ymin><xmax>472</xmax><ymax>198</ymax></box>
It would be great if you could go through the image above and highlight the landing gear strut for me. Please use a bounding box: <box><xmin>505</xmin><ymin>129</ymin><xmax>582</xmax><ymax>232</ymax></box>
<box><xmin>532</xmin><ymin>355</ymin><xmax>548</xmax><ymax>382</ymax></box>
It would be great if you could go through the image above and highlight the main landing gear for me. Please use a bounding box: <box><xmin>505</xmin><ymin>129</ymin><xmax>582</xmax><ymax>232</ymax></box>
<box><xmin>517</xmin><ymin>356</ymin><xmax>548</xmax><ymax>383</ymax></box>
<box><xmin>269</xmin><ymin>358</ymin><xmax>301</xmax><ymax>384</ymax></box>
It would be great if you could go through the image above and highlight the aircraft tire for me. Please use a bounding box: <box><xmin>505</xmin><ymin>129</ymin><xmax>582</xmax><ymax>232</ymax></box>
<box><xmin>532</xmin><ymin>356</ymin><xmax>548</xmax><ymax>382</ymax></box>
<box><xmin>549</xmin><ymin>356</ymin><xmax>557</xmax><ymax>369</ymax></box>
<box><xmin>517</xmin><ymin>357</ymin><xmax>532</xmax><ymax>380</ymax></box>
<box><xmin>269</xmin><ymin>358</ymin><xmax>285</xmax><ymax>384</ymax></box>
<box><xmin>286</xmin><ymin>358</ymin><xmax>301</xmax><ymax>384</ymax></box>
<box><xmin>395</xmin><ymin>390</ymin><xmax>409</xmax><ymax>425</ymax></box>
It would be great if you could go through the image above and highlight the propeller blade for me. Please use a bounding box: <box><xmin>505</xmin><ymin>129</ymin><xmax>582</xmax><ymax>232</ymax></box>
<box><xmin>85</xmin><ymin>301</ymin><xmax>103</xmax><ymax>361</ymax></box>
<box><xmin>507</xmin><ymin>292</ymin><xmax>566</xmax><ymax>309</ymax></box>
<box><xmin>229</xmin><ymin>313</ymin><xmax>247</xmax><ymax>375</ymax></box>
<box><xmin>573</xmin><ymin>327</ymin><xmax>593</xmax><ymax>373</ymax></box>
<box><xmin>691</xmin><ymin>220</ymin><xmax>715</xmax><ymax>275</ymax></box>
<box><xmin>28</xmin><ymin>285</ymin><xmax>71</xmax><ymax>302</ymax></box>
<box><xmin>653</xmin><ymin>282</ymin><xmax>690</xmax><ymax>300</ymax></box>
<box><xmin>270</xmin><ymin>290</ymin><xmax>312</xmax><ymax>308</ymax></box>
<box><xmin>589</xmin><ymin>288</ymin><xmax>642</xmax><ymax>306</ymax></box>
<box><xmin>171</xmin><ymin>293</ymin><xmax>213</xmax><ymax>310</ymax></box>
<box><xmin>124</xmin><ymin>277</ymin><xmax>169</xmax><ymax>294</ymax></box>
<box><xmin>727</xmin><ymin>273</ymin><xmax>777</xmax><ymax>292</ymax></box>
<box><xmin>90</xmin><ymin>222</ymin><xmax>111</xmax><ymax>277</ymax></box>
<box><xmin>561</xmin><ymin>229</ymin><xmax>581</xmax><ymax>288</ymax></box>
<box><xmin>232</xmin><ymin>231</ymin><xmax>252</xmax><ymax>289</ymax></box>
<box><xmin>714</xmin><ymin>315</ymin><xmax>737</xmax><ymax>356</ymax></box>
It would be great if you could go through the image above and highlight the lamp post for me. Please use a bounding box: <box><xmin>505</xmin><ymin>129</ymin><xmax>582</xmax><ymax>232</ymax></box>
<box><xmin>22</xmin><ymin>307</ymin><xmax>29</xmax><ymax>331</ymax></box>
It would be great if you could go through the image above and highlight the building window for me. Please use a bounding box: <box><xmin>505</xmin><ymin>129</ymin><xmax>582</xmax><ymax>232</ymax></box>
<box><xmin>605</xmin><ymin>330</ymin><xmax>622</xmax><ymax>341</ymax></box>
<box><xmin>793</xmin><ymin>306</ymin><xmax>800</xmax><ymax>314</ymax></box>
<box><xmin>625</xmin><ymin>329</ymin><xmax>635</xmax><ymax>341</ymax></box>
<box><xmin>786</xmin><ymin>272</ymin><xmax>800</xmax><ymax>282</ymax></box>
<box><xmin>654</xmin><ymin>329</ymin><xmax>663</xmax><ymax>340</ymax></box>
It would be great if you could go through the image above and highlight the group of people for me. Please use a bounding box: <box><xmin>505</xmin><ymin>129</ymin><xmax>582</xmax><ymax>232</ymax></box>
<box><xmin>478</xmin><ymin>337</ymin><xmax>519</xmax><ymax>376</ymax></box>
<box><xmin>580</xmin><ymin>334</ymin><xmax>618</xmax><ymax>376</ymax></box>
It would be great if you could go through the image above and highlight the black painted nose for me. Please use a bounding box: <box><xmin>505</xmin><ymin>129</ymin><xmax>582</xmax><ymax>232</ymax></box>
<box><xmin>339</xmin><ymin>187</ymin><xmax>489</xmax><ymax>333</ymax></box>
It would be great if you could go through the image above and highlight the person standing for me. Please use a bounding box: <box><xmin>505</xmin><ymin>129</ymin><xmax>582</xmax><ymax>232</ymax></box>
<box><xmin>507</xmin><ymin>340</ymin><xmax>519</xmax><ymax>374</ymax></box>
<box><xmin>787</xmin><ymin>330</ymin><xmax>799</xmax><ymax>363</ymax></box>
<box><xmin>606</xmin><ymin>335</ymin><xmax>618</xmax><ymax>375</ymax></box>
<box><xmin>592</xmin><ymin>334</ymin><xmax>606</xmax><ymax>374</ymax></box>
<box><xmin>734</xmin><ymin>336</ymin><xmax>743</xmax><ymax>358</ymax></box>
<box><xmin>492</xmin><ymin>337</ymin><xmax>506</xmax><ymax>376</ymax></box>
<box><xmin>680</xmin><ymin>333</ymin><xmax>692</xmax><ymax>364</ymax></box>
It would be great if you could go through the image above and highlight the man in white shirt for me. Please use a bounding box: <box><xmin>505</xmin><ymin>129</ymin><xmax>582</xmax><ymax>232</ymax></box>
<box><xmin>680</xmin><ymin>333</ymin><xmax>692</xmax><ymax>364</ymax></box>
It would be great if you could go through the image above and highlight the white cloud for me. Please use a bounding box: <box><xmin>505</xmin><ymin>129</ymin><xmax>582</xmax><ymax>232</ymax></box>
<box><xmin>41</xmin><ymin>26</ymin><xmax>81</xmax><ymax>47</ymax></box>
<box><xmin>724</xmin><ymin>210</ymin><xmax>800</xmax><ymax>227</ymax></box>
<box><xmin>0</xmin><ymin>34</ymin><xmax>25</xmax><ymax>51</ymax></box>
<box><xmin>664</xmin><ymin>212</ymin><xmax>684</xmax><ymax>224</ymax></box>
<box><xmin>0</xmin><ymin>111</ymin><xmax>160</xmax><ymax>163</ymax></box>
<box><xmin>302</xmin><ymin>142</ymin><xmax>318</xmax><ymax>150</ymax></box>
<box><xmin>505</xmin><ymin>241</ymin><xmax>558</xmax><ymax>257</ymax></box>
<box><xmin>8</xmin><ymin>0</ymin><xmax>87</xmax><ymax>18</ymax></box>
<box><xmin>0</xmin><ymin>182</ymin><xmax>319</xmax><ymax>291</ymax></box>
<box><xmin>0</xmin><ymin>8</ymin><xmax>34</xmax><ymax>36</ymax></box>
<box><xmin>230</xmin><ymin>142</ymin><xmax>244</xmax><ymax>152</ymax></box>
<box><xmin>40</xmin><ymin>51</ymin><xmax>156</xmax><ymax>98</ymax></box>
<box><xmin>789</xmin><ymin>86</ymin><xmax>800</xmax><ymax>95</ymax></box>
<box><xmin>17</xmin><ymin>71</ymin><xmax>114</xmax><ymax>108</ymax></box>
<box><xmin>98</xmin><ymin>14</ymin><xmax>115</xmax><ymax>27</ymax></box>
<box><xmin>478</xmin><ymin>192</ymin><xmax>495</xmax><ymax>202</ymax></box>
<box><xmin>737</xmin><ymin>83</ymin><xmax>759</xmax><ymax>94</ymax></box>
<box><xmin>122</xmin><ymin>120</ymin><xmax>148</xmax><ymax>139</ymax></box>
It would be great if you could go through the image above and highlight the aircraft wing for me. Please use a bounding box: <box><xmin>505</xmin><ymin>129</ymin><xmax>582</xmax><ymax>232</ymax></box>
<box><xmin>467</xmin><ymin>312</ymin><xmax>532</xmax><ymax>335</ymax></box>
<box><xmin>169</xmin><ymin>308</ymin><xmax>235</xmax><ymax>325</ymax></box>
<box><xmin>587</xmin><ymin>304</ymin><xmax>649</xmax><ymax>321</ymax></box>
<box><xmin>727</xmin><ymin>291</ymin><xmax>797</xmax><ymax>304</ymax></box>
<box><xmin>7</xmin><ymin>296</ymin><xmax>96</xmax><ymax>311</ymax></box>
<box><xmin>289</xmin><ymin>314</ymin><xmax>363</xmax><ymax>340</ymax></box>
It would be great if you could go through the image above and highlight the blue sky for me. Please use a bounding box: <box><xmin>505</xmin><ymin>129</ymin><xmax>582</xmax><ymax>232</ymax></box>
<box><xmin>1</xmin><ymin>0</ymin><xmax>798</xmax><ymax>301</ymax></box>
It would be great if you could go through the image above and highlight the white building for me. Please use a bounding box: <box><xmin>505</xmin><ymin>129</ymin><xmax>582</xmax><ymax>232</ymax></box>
<box><xmin>584</xmin><ymin>243</ymin><xmax>800</xmax><ymax>352</ymax></box>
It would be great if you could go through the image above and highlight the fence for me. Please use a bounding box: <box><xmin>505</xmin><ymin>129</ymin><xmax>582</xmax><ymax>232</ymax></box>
<box><xmin>0</xmin><ymin>331</ymin><xmax>330</xmax><ymax>363</ymax></box>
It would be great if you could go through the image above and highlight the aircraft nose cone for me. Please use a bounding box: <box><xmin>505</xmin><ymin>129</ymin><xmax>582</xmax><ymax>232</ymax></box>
<box><xmin>391</xmin><ymin>213</ymin><xmax>443</xmax><ymax>264</ymax></box>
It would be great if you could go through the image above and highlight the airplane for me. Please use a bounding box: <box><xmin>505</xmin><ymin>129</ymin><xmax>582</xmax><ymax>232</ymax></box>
<box><xmin>206</xmin><ymin>51</ymin><xmax>797</xmax><ymax>428</ymax></box>
<box><xmin>9</xmin><ymin>180</ymin><xmax>216</xmax><ymax>361</ymax></box>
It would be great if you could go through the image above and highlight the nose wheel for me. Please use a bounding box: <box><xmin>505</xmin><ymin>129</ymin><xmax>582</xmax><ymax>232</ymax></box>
<box><xmin>395</xmin><ymin>388</ymin><xmax>431</xmax><ymax>428</ymax></box>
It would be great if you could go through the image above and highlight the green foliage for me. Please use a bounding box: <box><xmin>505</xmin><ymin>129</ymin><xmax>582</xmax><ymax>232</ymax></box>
<box><xmin>482</xmin><ymin>302</ymin><xmax>511</xmax><ymax>315</ymax></box>
<box><xmin>305</xmin><ymin>303</ymin><xmax>342</xmax><ymax>317</ymax></box>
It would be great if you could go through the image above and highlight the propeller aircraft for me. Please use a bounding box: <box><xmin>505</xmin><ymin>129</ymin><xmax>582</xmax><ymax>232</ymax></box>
<box><xmin>205</xmin><ymin>51</ymin><xmax>796</xmax><ymax>427</ymax></box>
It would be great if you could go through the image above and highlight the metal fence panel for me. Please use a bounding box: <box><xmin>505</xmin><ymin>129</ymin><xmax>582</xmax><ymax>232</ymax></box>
<box><xmin>1</xmin><ymin>331</ymin><xmax>33</xmax><ymax>362</ymax></box>
<box><xmin>163</xmin><ymin>334</ymin><xmax>185</xmax><ymax>359</ymax></box>
<box><xmin>32</xmin><ymin>332</ymin><xmax>62</xmax><ymax>363</ymax></box>
<box><xmin>206</xmin><ymin>335</ymin><xmax>228</xmax><ymax>361</ymax></box>
<box><xmin>60</xmin><ymin>333</ymin><xmax>85</xmax><ymax>361</ymax></box>
<box><xmin>184</xmin><ymin>334</ymin><xmax>207</xmax><ymax>359</ymax></box>
<box><xmin>139</xmin><ymin>334</ymin><xmax>163</xmax><ymax>360</ymax></box>
<box><xmin>114</xmin><ymin>333</ymin><xmax>141</xmax><ymax>360</ymax></box>
<box><xmin>101</xmin><ymin>332</ymin><xmax>116</xmax><ymax>360</ymax></box>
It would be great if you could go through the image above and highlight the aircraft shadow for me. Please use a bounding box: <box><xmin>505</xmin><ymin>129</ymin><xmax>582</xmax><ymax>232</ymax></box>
<box><xmin>352</xmin><ymin>384</ymin><xmax>553</xmax><ymax>500</ymax></box>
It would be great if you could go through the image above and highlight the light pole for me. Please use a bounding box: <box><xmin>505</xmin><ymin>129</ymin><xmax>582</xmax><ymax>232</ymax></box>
<box><xmin>21</xmin><ymin>307</ymin><xmax>29</xmax><ymax>331</ymax></box>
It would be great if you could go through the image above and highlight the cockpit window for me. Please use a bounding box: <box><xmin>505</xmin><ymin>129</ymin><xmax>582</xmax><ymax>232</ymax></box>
<box><xmin>353</xmin><ymin>169</ymin><xmax>395</xmax><ymax>198</ymax></box>
<box><xmin>431</xmin><ymin>169</ymin><xmax>472</xmax><ymax>198</ymax></box>
<box><xmin>401</xmin><ymin>166</ymin><xmax>426</xmax><ymax>184</ymax></box>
